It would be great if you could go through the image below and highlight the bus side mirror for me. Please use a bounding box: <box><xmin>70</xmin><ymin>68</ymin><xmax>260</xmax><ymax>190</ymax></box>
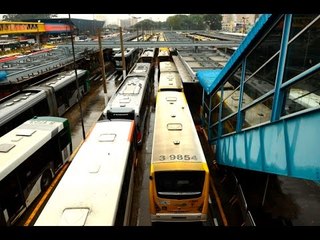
<box><xmin>149</xmin><ymin>176</ymin><xmax>153</xmax><ymax>180</ymax></box>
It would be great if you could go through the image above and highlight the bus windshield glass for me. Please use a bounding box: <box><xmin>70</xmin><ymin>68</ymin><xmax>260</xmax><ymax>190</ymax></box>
<box><xmin>155</xmin><ymin>171</ymin><xmax>205</xmax><ymax>199</ymax></box>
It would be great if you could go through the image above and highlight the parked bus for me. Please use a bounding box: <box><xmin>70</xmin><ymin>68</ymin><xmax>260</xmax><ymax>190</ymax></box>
<box><xmin>31</xmin><ymin>69</ymin><xmax>90</xmax><ymax>116</ymax></box>
<box><xmin>138</xmin><ymin>48</ymin><xmax>156</xmax><ymax>64</ymax></box>
<box><xmin>159</xmin><ymin>61</ymin><xmax>178</xmax><ymax>73</ymax></box>
<box><xmin>0</xmin><ymin>116</ymin><xmax>72</xmax><ymax>226</ymax></box>
<box><xmin>102</xmin><ymin>62</ymin><xmax>152</xmax><ymax>146</ymax></box>
<box><xmin>158</xmin><ymin>72</ymin><xmax>184</xmax><ymax>92</ymax></box>
<box><xmin>158</xmin><ymin>61</ymin><xmax>183</xmax><ymax>92</ymax></box>
<box><xmin>113</xmin><ymin>48</ymin><xmax>141</xmax><ymax>73</ymax></box>
<box><xmin>0</xmin><ymin>69</ymin><xmax>89</xmax><ymax>137</ymax></box>
<box><xmin>35</xmin><ymin>119</ymin><xmax>137</xmax><ymax>226</ymax></box>
<box><xmin>149</xmin><ymin>91</ymin><xmax>210</xmax><ymax>223</ymax></box>
<box><xmin>157</xmin><ymin>47</ymin><xmax>172</xmax><ymax>62</ymax></box>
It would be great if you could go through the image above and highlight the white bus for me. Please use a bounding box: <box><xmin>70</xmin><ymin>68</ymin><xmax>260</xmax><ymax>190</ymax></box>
<box><xmin>0</xmin><ymin>116</ymin><xmax>72</xmax><ymax>226</ymax></box>
<box><xmin>0</xmin><ymin>69</ymin><xmax>89</xmax><ymax>137</ymax></box>
<box><xmin>34</xmin><ymin>119</ymin><xmax>137</xmax><ymax>226</ymax></box>
<box><xmin>102</xmin><ymin>62</ymin><xmax>152</xmax><ymax>146</ymax></box>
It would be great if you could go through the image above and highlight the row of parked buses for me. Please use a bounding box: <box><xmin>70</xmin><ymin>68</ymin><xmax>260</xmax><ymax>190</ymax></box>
<box><xmin>0</xmin><ymin>68</ymin><xmax>91</xmax><ymax>226</ymax></box>
<box><xmin>0</xmin><ymin>46</ymin><xmax>211</xmax><ymax>226</ymax></box>
<box><xmin>0</xmin><ymin>54</ymin><xmax>153</xmax><ymax>226</ymax></box>
<box><xmin>0</xmin><ymin>46</ymin><xmax>155</xmax><ymax>225</ymax></box>
<box><xmin>34</xmin><ymin>57</ymin><xmax>154</xmax><ymax>225</ymax></box>
<box><xmin>0</xmin><ymin>46</ymin><xmax>155</xmax><ymax>139</ymax></box>
<box><xmin>0</xmin><ymin>69</ymin><xmax>90</xmax><ymax>137</ymax></box>
<box><xmin>0</xmin><ymin>45</ymin><xmax>158</xmax><ymax>139</ymax></box>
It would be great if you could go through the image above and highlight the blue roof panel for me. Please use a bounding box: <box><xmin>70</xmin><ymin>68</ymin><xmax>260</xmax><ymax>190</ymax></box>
<box><xmin>197</xmin><ymin>69</ymin><xmax>222</xmax><ymax>94</ymax></box>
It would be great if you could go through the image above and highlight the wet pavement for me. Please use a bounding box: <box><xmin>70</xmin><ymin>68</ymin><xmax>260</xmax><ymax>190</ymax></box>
<box><xmin>131</xmin><ymin>107</ymin><xmax>154</xmax><ymax>226</ymax></box>
<box><xmin>215</xmin><ymin>165</ymin><xmax>320</xmax><ymax>226</ymax></box>
<box><xmin>277</xmin><ymin>176</ymin><xmax>320</xmax><ymax>225</ymax></box>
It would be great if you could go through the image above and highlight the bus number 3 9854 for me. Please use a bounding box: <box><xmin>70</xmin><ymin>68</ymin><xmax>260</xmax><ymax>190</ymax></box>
<box><xmin>158</xmin><ymin>155</ymin><xmax>198</xmax><ymax>161</ymax></box>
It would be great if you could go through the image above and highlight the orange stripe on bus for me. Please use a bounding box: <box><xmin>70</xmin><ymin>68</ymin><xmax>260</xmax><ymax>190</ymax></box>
<box><xmin>127</xmin><ymin>120</ymin><xmax>135</xmax><ymax>142</ymax></box>
<box><xmin>23</xmin><ymin>125</ymin><xmax>91</xmax><ymax>226</ymax></box>
<box><xmin>23</xmin><ymin>162</ymin><xmax>70</xmax><ymax>226</ymax></box>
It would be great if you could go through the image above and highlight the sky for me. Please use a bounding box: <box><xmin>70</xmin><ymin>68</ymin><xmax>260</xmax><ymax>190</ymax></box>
<box><xmin>0</xmin><ymin>14</ymin><xmax>175</xmax><ymax>24</ymax></box>
<box><xmin>56</xmin><ymin>14</ymin><xmax>175</xmax><ymax>24</ymax></box>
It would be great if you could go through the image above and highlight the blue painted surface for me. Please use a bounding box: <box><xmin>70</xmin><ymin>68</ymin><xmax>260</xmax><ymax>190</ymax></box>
<box><xmin>245</xmin><ymin>128</ymin><xmax>263</xmax><ymax>170</ymax></box>
<box><xmin>197</xmin><ymin>69</ymin><xmax>222</xmax><ymax>94</ymax></box>
<box><xmin>236</xmin><ymin>59</ymin><xmax>246</xmax><ymax>132</ymax></box>
<box><xmin>271</xmin><ymin>15</ymin><xmax>292</xmax><ymax>122</ymax></box>
<box><xmin>216</xmin><ymin>110</ymin><xmax>320</xmax><ymax>181</ymax></box>
<box><xmin>262</xmin><ymin>124</ymin><xmax>288</xmax><ymax>174</ymax></box>
<box><xmin>199</xmin><ymin>14</ymin><xmax>320</xmax><ymax>181</ymax></box>
<box><xmin>0</xmin><ymin>71</ymin><xmax>7</xmax><ymax>81</ymax></box>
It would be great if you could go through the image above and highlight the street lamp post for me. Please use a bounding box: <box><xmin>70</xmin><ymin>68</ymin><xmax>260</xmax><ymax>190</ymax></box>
<box><xmin>69</xmin><ymin>14</ymin><xmax>86</xmax><ymax>140</ymax></box>
<box><xmin>36</xmin><ymin>20</ymin><xmax>41</xmax><ymax>50</ymax></box>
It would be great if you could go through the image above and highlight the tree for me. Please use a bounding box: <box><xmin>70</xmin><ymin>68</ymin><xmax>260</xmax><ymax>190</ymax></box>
<box><xmin>189</xmin><ymin>15</ymin><xmax>206</xmax><ymax>30</ymax></box>
<box><xmin>167</xmin><ymin>15</ymin><xmax>191</xmax><ymax>30</ymax></box>
<box><xmin>203</xmin><ymin>14</ymin><xmax>222</xmax><ymax>30</ymax></box>
<box><xmin>166</xmin><ymin>15</ymin><xmax>208</xmax><ymax>30</ymax></box>
<box><xmin>134</xmin><ymin>19</ymin><xmax>155</xmax><ymax>30</ymax></box>
<box><xmin>2</xmin><ymin>14</ymin><xmax>57</xmax><ymax>21</ymax></box>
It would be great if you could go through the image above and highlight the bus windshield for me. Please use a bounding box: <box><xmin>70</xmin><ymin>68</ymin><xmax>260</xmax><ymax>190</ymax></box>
<box><xmin>155</xmin><ymin>171</ymin><xmax>205</xmax><ymax>199</ymax></box>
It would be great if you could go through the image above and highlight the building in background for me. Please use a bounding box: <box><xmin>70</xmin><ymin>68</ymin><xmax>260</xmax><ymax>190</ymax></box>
<box><xmin>120</xmin><ymin>19</ymin><xmax>131</xmax><ymax>29</ymax></box>
<box><xmin>221</xmin><ymin>14</ymin><xmax>260</xmax><ymax>33</ymax></box>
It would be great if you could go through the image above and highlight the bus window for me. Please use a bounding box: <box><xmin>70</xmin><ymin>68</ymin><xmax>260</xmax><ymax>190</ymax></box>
<box><xmin>155</xmin><ymin>171</ymin><xmax>205</xmax><ymax>199</ymax></box>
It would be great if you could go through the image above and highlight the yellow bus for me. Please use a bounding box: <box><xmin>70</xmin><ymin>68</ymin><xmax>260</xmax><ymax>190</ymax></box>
<box><xmin>149</xmin><ymin>91</ymin><xmax>210</xmax><ymax>222</ymax></box>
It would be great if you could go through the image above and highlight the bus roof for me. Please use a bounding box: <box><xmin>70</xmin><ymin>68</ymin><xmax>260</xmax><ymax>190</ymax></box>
<box><xmin>152</xmin><ymin>91</ymin><xmax>206</xmax><ymax>165</ymax></box>
<box><xmin>158</xmin><ymin>72</ymin><xmax>183</xmax><ymax>91</ymax></box>
<box><xmin>0</xmin><ymin>89</ymin><xmax>47</xmax><ymax>126</ymax></box>
<box><xmin>103</xmin><ymin>74</ymin><xmax>149</xmax><ymax>117</ymax></box>
<box><xmin>35</xmin><ymin>120</ymin><xmax>134</xmax><ymax>226</ymax></box>
<box><xmin>113</xmin><ymin>48</ymin><xmax>137</xmax><ymax>58</ymax></box>
<box><xmin>159</xmin><ymin>61</ymin><xmax>178</xmax><ymax>73</ymax></box>
<box><xmin>0</xmin><ymin>117</ymin><xmax>65</xmax><ymax>181</ymax></box>
<box><xmin>129</xmin><ymin>62</ymin><xmax>151</xmax><ymax>76</ymax></box>
<box><xmin>141</xmin><ymin>48</ymin><xmax>155</xmax><ymax>58</ymax></box>
<box><xmin>34</xmin><ymin>69</ymin><xmax>86</xmax><ymax>91</ymax></box>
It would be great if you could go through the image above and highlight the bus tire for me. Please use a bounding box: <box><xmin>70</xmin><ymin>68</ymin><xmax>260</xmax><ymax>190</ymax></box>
<box><xmin>41</xmin><ymin>169</ymin><xmax>52</xmax><ymax>192</ymax></box>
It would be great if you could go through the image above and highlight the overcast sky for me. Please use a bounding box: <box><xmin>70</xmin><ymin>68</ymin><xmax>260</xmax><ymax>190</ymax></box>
<box><xmin>0</xmin><ymin>13</ymin><xmax>181</xmax><ymax>25</ymax></box>
<box><xmin>56</xmin><ymin>14</ymin><xmax>175</xmax><ymax>24</ymax></box>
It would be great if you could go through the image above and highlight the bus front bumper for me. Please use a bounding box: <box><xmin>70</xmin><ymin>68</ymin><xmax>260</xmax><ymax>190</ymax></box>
<box><xmin>150</xmin><ymin>213</ymin><xmax>207</xmax><ymax>222</ymax></box>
